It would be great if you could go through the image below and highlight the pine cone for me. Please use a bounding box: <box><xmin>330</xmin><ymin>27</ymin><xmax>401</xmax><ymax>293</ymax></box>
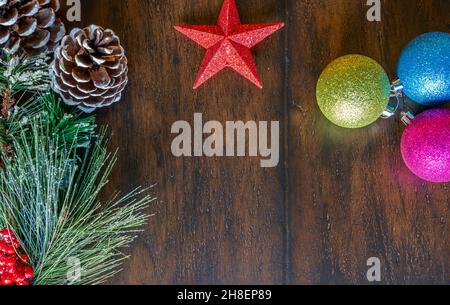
<box><xmin>51</xmin><ymin>25</ymin><xmax>128</xmax><ymax>113</ymax></box>
<box><xmin>0</xmin><ymin>0</ymin><xmax>66</xmax><ymax>55</ymax></box>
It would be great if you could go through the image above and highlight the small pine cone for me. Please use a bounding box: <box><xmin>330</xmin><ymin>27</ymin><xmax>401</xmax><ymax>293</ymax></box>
<box><xmin>51</xmin><ymin>25</ymin><xmax>128</xmax><ymax>113</ymax></box>
<box><xmin>0</xmin><ymin>0</ymin><xmax>66</xmax><ymax>55</ymax></box>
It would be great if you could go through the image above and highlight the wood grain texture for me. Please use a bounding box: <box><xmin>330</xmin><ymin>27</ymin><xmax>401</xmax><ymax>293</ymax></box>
<box><xmin>286</xmin><ymin>0</ymin><xmax>449</xmax><ymax>285</ymax></box>
<box><xmin>68</xmin><ymin>0</ymin><xmax>449</xmax><ymax>284</ymax></box>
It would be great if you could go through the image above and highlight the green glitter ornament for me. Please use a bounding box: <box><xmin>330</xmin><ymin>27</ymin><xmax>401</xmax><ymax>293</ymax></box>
<box><xmin>316</xmin><ymin>55</ymin><xmax>391</xmax><ymax>129</ymax></box>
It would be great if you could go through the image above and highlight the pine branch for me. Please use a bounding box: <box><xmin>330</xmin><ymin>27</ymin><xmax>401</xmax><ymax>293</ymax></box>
<box><xmin>0</xmin><ymin>51</ymin><xmax>52</xmax><ymax>167</ymax></box>
<box><xmin>0</xmin><ymin>51</ymin><xmax>50</xmax><ymax>95</ymax></box>
<box><xmin>0</xmin><ymin>104</ymin><xmax>154</xmax><ymax>285</ymax></box>
<box><xmin>0</xmin><ymin>51</ymin><xmax>154</xmax><ymax>285</ymax></box>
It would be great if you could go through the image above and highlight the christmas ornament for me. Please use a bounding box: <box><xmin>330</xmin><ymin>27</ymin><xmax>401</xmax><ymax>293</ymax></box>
<box><xmin>397</xmin><ymin>32</ymin><xmax>450</xmax><ymax>106</ymax></box>
<box><xmin>401</xmin><ymin>108</ymin><xmax>450</xmax><ymax>183</ymax></box>
<box><xmin>316</xmin><ymin>55</ymin><xmax>391</xmax><ymax>129</ymax></box>
<box><xmin>175</xmin><ymin>0</ymin><xmax>284</xmax><ymax>89</ymax></box>
<box><xmin>51</xmin><ymin>25</ymin><xmax>128</xmax><ymax>113</ymax></box>
<box><xmin>0</xmin><ymin>0</ymin><xmax>66</xmax><ymax>55</ymax></box>
<box><xmin>0</xmin><ymin>228</ymin><xmax>33</xmax><ymax>285</ymax></box>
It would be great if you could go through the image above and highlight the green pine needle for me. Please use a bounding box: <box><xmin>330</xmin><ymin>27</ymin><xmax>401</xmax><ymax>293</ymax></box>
<box><xmin>30</xmin><ymin>93</ymin><xmax>97</xmax><ymax>149</ymax></box>
<box><xmin>0</xmin><ymin>100</ymin><xmax>154</xmax><ymax>285</ymax></box>
<box><xmin>0</xmin><ymin>51</ymin><xmax>50</xmax><ymax>94</ymax></box>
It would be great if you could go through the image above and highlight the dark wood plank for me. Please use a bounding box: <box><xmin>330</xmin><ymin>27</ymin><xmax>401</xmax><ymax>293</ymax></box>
<box><xmin>77</xmin><ymin>0</ymin><xmax>287</xmax><ymax>284</ymax></box>
<box><xmin>287</xmin><ymin>0</ymin><xmax>449</xmax><ymax>284</ymax></box>
<box><xmin>65</xmin><ymin>0</ymin><xmax>450</xmax><ymax>285</ymax></box>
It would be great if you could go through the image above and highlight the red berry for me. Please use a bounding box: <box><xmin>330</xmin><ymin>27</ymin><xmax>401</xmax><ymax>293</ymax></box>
<box><xmin>0</xmin><ymin>228</ymin><xmax>10</xmax><ymax>237</ymax></box>
<box><xmin>18</xmin><ymin>253</ymin><xmax>29</xmax><ymax>263</ymax></box>
<box><xmin>0</xmin><ymin>240</ymin><xmax>7</xmax><ymax>251</ymax></box>
<box><xmin>0</xmin><ymin>228</ymin><xmax>17</xmax><ymax>243</ymax></box>
<box><xmin>4</xmin><ymin>264</ymin><xmax>16</xmax><ymax>275</ymax></box>
<box><xmin>0</xmin><ymin>228</ymin><xmax>33</xmax><ymax>286</ymax></box>
<box><xmin>5</xmin><ymin>257</ymin><xmax>16</xmax><ymax>267</ymax></box>
<box><xmin>1</xmin><ymin>275</ymin><xmax>14</xmax><ymax>285</ymax></box>
<box><xmin>0</xmin><ymin>241</ymin><xmax>16</xmax><ymax>255</ymax></box>
<box><xmin>15</xmin><ymin>279</ymin><xmax>29</xmax><ymax>286</ymax></box>
<box><xmin>23</xmin><ymin>265</ymin><xmax>34</xmax><ymax>280</ymax></box>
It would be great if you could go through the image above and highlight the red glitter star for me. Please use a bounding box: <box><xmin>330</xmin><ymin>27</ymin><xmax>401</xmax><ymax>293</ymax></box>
<box><xmin>175</xmin><ymin>0</ymin><xmax>284</xmax><ymax>89</ymax></box>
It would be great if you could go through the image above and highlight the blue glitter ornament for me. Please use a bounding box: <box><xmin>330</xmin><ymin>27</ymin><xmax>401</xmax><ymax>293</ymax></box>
<box><xmin>397</xmin><ymin>32</ymin><xmax>450</xmax><ymax>106</ymax></box>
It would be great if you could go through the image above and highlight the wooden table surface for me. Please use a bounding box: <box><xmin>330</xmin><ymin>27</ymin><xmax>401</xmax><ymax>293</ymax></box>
<box><xmin>73</xmin><ymin>0</ymin><xmax>449</xmax><ymax>285</ymax></box>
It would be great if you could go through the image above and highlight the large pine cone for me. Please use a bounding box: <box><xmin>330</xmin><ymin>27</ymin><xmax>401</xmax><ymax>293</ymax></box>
<box><xmin>51</xmin><ymin>25</ymin><xmax>128</xmax><ymax>113</ymax></box>
<box><xmin>0</xmin><ymin>0</ymin><xmax>66</xmax><ymax>55</ymax></box>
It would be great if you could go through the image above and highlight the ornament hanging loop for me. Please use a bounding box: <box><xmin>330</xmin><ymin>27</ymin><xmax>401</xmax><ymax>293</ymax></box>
<box><xmin>401</xmin><ymin>111</ymin><xmax>415</xmax><ymax>126</ymax></box>
<box><xmin>381</xmin><ymin>79</ymin><xmax>404</xmax><ymax>119</ymax></box>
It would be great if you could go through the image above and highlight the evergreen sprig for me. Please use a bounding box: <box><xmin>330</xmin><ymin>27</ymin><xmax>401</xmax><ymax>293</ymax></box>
<box><xmin>25</xmin><ymin>94</ymin><xmax>97</xmax><ymax>149</ymax></box>
<box><xmin>0</xmin><ymin>52</ymin><xmax>153</xmax><ymax>285</ymax></box>
<box><xmin>0</xmin><ymin>114</ymin><xmax>153</xmax><ymax>285</ymax></box>
<box><xmin>0</xmin><ymin>51</ymin><xmax>50</xmax><ymax>94</ymax></box>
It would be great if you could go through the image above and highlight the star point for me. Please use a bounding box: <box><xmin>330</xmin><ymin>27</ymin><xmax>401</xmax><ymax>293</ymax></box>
<box><xmin>175</xmin><ymin>0</ymin><xmax>284</xmax><ymax>89</ymax></box>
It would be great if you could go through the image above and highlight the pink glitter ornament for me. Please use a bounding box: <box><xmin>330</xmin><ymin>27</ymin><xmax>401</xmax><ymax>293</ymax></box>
<box><xmin>401</xmin><ymin>109</ymin><xmax>450</xmax><ymax>183</ymax></box>
<box><xmin>175</xmin><ymin>0</ymin><xmax>284</xmax><ymax>89</ymax></box>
